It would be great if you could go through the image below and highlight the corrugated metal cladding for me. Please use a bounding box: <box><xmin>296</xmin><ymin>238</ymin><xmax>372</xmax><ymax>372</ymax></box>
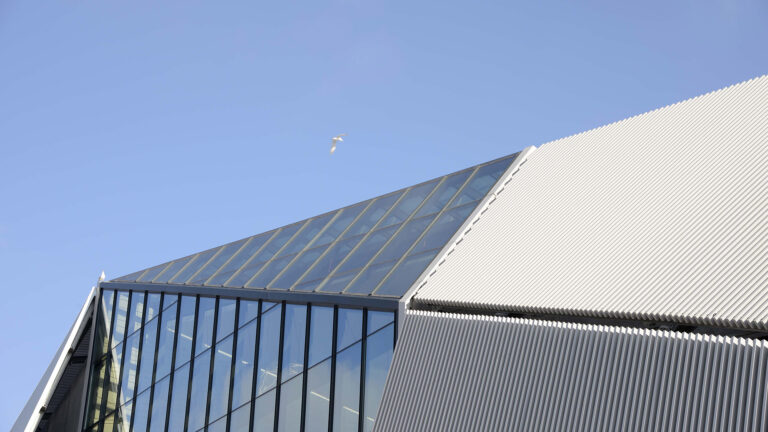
<box><xmin>375</xmin><ymin>311</ymin><xmax>768</xmax><ymax>432</ymax></box>
<box><xmin>412</xmin><ymin>75</ymin><xmax>768</xmax><ymax>330</ymax></box>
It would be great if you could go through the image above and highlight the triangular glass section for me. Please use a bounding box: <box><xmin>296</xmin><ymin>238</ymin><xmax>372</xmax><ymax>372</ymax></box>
<box><xmin>113</xmin><ymin>153</ymin><xmax>520</xmax><ymax>298</ymax></box>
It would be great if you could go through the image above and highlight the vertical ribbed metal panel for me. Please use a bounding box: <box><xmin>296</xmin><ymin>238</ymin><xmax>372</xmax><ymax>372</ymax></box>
<box><xmin>375</xmin><ymin>311</ymin><xmax>768</xmax><ymax>432</ymax></box>
<box><xmin>413</xmin><ymin>75</ymin><xmax>768</xmax><ymax>330</ymax></box>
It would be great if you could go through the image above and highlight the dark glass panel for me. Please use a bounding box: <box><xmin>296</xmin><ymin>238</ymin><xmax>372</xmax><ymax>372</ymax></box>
<box><xmin>127</xmin><ymin>292</ymin><xmax>145</xmax><ymax>335</ymax></box>
<box><xmin>313</xmin><ymin>202</ymin><xmax>367</xmax><ymax>245</ymax></box>
<box><xmin>297</xmin><ymin>235</ymin><xmax>365</xmax><ymax>285</ymax></box>
<box><xmin>175</xmin><ymin>296</ymin><xmax>196</xmax><ymax>367</ymax></box>
<box><xmin>169</xmin><ymin>247</ymin><xmax>221</xmax><ymax>284</ymax></box>
<box><xmin>136</xmin><ymin>318</ymin><xmax>158</xmax><ymax>394</ymax></box>
<box><xmin>114</xmin><ymin>400</ymin><xmax>132</xmax><ymax>432</ymax></box>
<box><xmin>367</xmin><ymin>311</ymin><xmax>394</xmax><ymax>335</ymax></box>
<box><xmin>239</xmin><ymin>300</ymin><xmax>260</xmax><ymax>327</ymax></box>
<box><xmin>410</xmin><ymin>203</ymin><xmax>475</xmax><ymax>255</ymax></box>
<box><xmin>206</xmin><ymin>232</ymin><xmax>275</xmax><ymax>286</ymax></box>
<box><xmin>188</xmin><ymin>349</ymin><xmax>212</xmax><ymax>431</ymax></box>
<box><xmin>333</xmin><ymin>342</ymin><xmax>361</xmax><ymax>432</ymax></box>
<box><xmin>148</xmin><ymin>375</ymin><xmax>169</xmax><ymax>432</ymax></box>
<box><xmin>343</xmin><ymin>192</ymin><xmax>402</xmax><ymax>238</ymax></box>
<box><xmin>379</xmin><ymin>180</ymin><xmax>439</xmax><ymax>227</ymax></box>
<box><xmin>252</xmin><ymin>389</ymin><xmax>276</xmax><ymax>432</ymax></box>
<box><xmin>304</xmin><ymin>358</ymin><xmax>331</xmax><ymax>432</ymax></box>
<box><xmin>270</xmin><ymin>245</ymin><xmax>330</xmax><ymax>289</ymax></box>
<box><xmin>188</xmin><ymin>238</ymin><xmax>248</xmax><ymax>285</ymax></box>
<box><xmin>104</xmin><ymin>345</ymin><xmax>122</xmax><ymax>413</ymax></box>
<box><xmin>278</xmin><ymin>213</ymin><xmax>336</xmax><ymax>257</ymax></box>
<box><xmin>282</xmin><ymin>304</ymin><xmax>307</xmax><ymax>381</ymax></box>
<box><xmin>362</xmin><ymin>324</ymin><xmax>394</xmax><ymax>432</ymax></box>
<box><xmin>308</xmin><ymin>306</ymin><xmax>334</xmax><ymax>366</ymax></box>
<box><xmin>278</xmin><ymin>374</ymin><xmax>303</xmax><ymax>432</ymax></box>
<box><xmin>111</xmin><ymin>291</ymin><xmax>130</xmax><ymax>348</ymax></box>
<box><xmin>450</xmin><ymin>158</ymin><xmax>510</xmax><ymax>207</ymax></box>
<box><xmin>216</xmin><ymin>298</ymin><xmax>236</xmax><ymax>341</ymax></box>
<box><xmin>255</xmin><ymin>304</ymin><xmax>282</xmax><ymax>395</ymax></box>
<box><xmin>136</xmin><ymin>264</ymin><xmax>168</xmax><ymax>283</ymax></box>
<box><xmin>132</xmin><ymin>389</ymin><xmax>150</xmax><ymax>432</ymax></box>
<box><xmin>209</xmin><ymin>335</ymin><xmax>234</xmax><ymax>422</ymax></box>
<box><xmin>414</xmin><ymin>170</ymin><xmax>472</xmax><ymax>218</ymax></box>
<box><xmin>337</xmin><ymin>309</ymin><xmax>362</xmax><ymax>352</ymax></box>
<box><xmin>316</xmin><ymin>272</ymin><xmax>356</xmax><ymax>294</ymax></box>
<box><xmin>232</xmin><ymin>319</ymin><xmax>257</xmax><ymax>409</ymax></box>
<box><xmin>246</xmin><ymin>254</ymin><xmax>295</xmax><ymax>288</ymax></box>
<box><xmin>229</xmin><ymin>402</ymin><xmax>251</xmax><ymax>432</ymax></box>
<box><xmin>166</xmin><ymin>363</ymin><xmax>189</xmax><ymax>431</ymax></box>
<box><xmin>95</xmin><ymin>290</ymin><xmax>115</xmax><ymax>359</ymax></box>
<box><xmin>343</xmin><ymin>261</ymin><xmax>395</xmax><ymax>295</ymax></box>
<box><xmin>144</xmin><ymin>293</ymin><xmax>161</xmax><ymax>322</ymax></box>
<box><xmin>85</xmin><ymin>359</ymin><xmax>106</xmax><ymax>426</ymax></box>
<box><xmin>120</xmin><ymin>331</ymin><xmax>141</xmax><ymax>402</ymax></box>
<box><xmin>374</xmin><ymin>249</ymin><xmax>440</xmax><ymax>297</ymax></box>
<box><xmin>371</xmin><ymin>216</ymin><xmax>434</xmax><ymax>265</ymax></box>
<box><xmin>152</xmin><ymin>256</ymin><xmax>194</xmax><ymax>284</ymax></box>
<box><xmin>195</xmin><ymin>297</ymin><xmax>216</xmax><ymax>354</ymax></box>
<box><xmin>227</xmin><ymin>223</ymin><xmax>304</xmax><ymax>287</ymax></box>
<box><xmin>155</xmin><ymin>301</ymin><xmax>177</xmax><ymax>380</ymax></box>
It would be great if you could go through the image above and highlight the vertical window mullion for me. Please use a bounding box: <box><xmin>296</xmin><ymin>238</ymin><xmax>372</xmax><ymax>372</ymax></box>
<box><xmin>358</xmin><ymin>309</ymin><xmax>368</xmax><ymax>432</ymax></box>
<box><xmin>273</xmin><ymin>301</ymin><xmax>288</xmax><ymax>432</ymax></box>
<box><xmin>327</xmin><ymin>306</ymin><xmax>339</xmax><ymax>431</ymax></box>
<box><xmin>299</xmin><ymin>304</ymin><xmax>312</xmax><ymax>432</ymax></box>
<box><xmin>183</xmin><ymin>296</ymin><xmax>201</xmax><ymax>432</ymax></box>
<box><xmin>204</xmin><ymin>297</ymin><xmax>221</xmax><ymax>428</ymax></box>
<box><xmin>225</xmin><ymin>299</ymin><xmax>241</xmax><ymax>432</ymax></box>
<box><xmin>129</xmin><ymin>291</ymin><xmax>150</xmax><ymax>432</ymax></box>
<box><xmin>144</xmin><ymin>294</ymin><xmax>166</xmax><ymax>432</ymax></box>
<box><xmin>163</xmin><ymin>294</ymin><xmax>182</xmax><ymax>432</ymax></box>
<box><xmin>248</xmin><ymin>300</ymin><xmax>264</xmax><ymax>432</ymax></box>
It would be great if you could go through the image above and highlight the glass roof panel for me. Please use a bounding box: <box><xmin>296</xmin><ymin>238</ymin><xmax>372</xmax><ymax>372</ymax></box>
<box><xmin>111</xmin><ymin>153</ymin><xmax>519</xmax><ymax>299</ymax></box>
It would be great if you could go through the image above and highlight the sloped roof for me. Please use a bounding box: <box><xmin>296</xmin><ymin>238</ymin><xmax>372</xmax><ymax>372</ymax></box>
<box><xmin>112</xmin><ymin>153</ymin><xmax>520</xmax><ymax>299</ymax></box>
<box><xmin>411</xmin><ymin>75</ymin><xmax>768</xmax><ymax>330</ymax></box>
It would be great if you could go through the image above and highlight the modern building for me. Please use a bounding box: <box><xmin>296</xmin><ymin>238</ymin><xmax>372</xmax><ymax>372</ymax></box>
<box><xmin>14</xmin><ymin>74</ymin><xmax>768</xmax><ymax>432</ymax></box>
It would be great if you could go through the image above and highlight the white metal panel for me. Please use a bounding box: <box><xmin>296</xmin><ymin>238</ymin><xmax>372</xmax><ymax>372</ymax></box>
<box><xmin>375</xmin><ymin>311</ymin><xmax>768</xmax><ymax>431</ymax></box>
<box><xmin>412</xmin><ymin>75</ymin><xmax>768</xmax><ymax>330</ymax></box>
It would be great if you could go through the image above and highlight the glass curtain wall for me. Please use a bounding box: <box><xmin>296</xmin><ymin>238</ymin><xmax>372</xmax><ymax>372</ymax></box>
<box><xmin>84</xmin><ymin>290</ymin><xmax>395</xmax><ymax>432</ymax></box>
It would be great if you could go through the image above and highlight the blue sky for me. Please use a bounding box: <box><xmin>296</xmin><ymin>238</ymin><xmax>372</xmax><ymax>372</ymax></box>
<box><xmin>2</xmin><ymin>0</ymin><xmax>768</xmax><ymax>428</ymax></box>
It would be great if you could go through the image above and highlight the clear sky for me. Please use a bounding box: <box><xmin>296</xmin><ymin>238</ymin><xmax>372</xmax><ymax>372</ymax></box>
<box><xmin>2</xmin><ymin>0</ymin><xmax>768</xmax><ymax>428</ymax></box>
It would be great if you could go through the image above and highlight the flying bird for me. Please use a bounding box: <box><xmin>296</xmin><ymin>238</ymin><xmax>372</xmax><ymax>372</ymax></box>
<box><xmin>330</xmin><ymin>134</ymin><xmax>347</xmax><ymax>154</ymax></box>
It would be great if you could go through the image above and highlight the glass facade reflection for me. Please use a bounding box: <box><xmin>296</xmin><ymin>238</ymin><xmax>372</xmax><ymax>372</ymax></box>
<box><xmin>84</xmin><ymin>290</ymin><xmax>395</xmax><ymax>432</ymax></box>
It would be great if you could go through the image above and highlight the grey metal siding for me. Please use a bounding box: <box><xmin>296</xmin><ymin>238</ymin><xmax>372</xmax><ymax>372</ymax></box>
<box><xmin>412</xmin><ymin>75</ymin><xmax>768</xmax><ymax>330</ymax></box>
<box><xmin>375</xmin><ymin>311</ymin><xmax>768</xmax><ymax>431</ymax></box>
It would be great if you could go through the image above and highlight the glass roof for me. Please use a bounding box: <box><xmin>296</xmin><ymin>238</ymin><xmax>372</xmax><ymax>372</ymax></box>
<box><xmin>113</xmin><ymin>153</ymin><xmax>519</xmax><ymax>298</ymax></box>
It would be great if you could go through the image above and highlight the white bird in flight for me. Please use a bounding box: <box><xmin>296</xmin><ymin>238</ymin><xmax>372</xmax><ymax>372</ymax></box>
<box><xmin>330</xmin><ymin>134</ymin><xmax>347</xmax><ymax>154</ymax></box>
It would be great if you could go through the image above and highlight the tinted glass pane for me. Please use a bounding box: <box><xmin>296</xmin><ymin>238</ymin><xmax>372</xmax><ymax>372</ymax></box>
<box><xmin>305</xmin><ymin>358</ymin><xmax>331</xmax><ymax>432</ymax></box>
<box><xmin>167</xmin><ymin>364</ymin><xmax>189</xmax><ymax>431</ymax></box>
<box><xmin>95</xmin><ymin>290</ymin><xmax>115</xmax><ymax>358</ymax></box>
<box><xmin>112</xmin><ymin>291</ymin><xmax>130</xmax><ymax>348</ymax></box>
<box><xmin>206</xmin><ymin>232</ymin><xmax>275</xmax><ymax>286</ymax></box>
<box><xmin>379</xmin><ymin>180</ymin><xmax>439</xmax><ymax>227</ymax></box>
<box><xmin>253</xmin><ymin>389</ymin><xmax>276</xmax><ymax>432</ymax></box>
<box><xmin>195</xmin><ymin>297</ymin><xmax>216</xmax><ymax>354</ymax></box>
<box><xmin>333</xmin><ymin>342</ymin><xmax>361</xmax><ymax>432</ymax></box>
<box><xmin>188</xmin><ymin>350</ymin><xmax>212</xmax><ymax>431</ymax></box>
<box><xmin>298</xmin><ymin>235</ymin><xmax>365</xmax><ymax>284</ymax></box>
<box><xmin>279</xmin><ymin>213</ymin><xmax>335</xmax><ymax>257</ymax></box>
<box><xmin>104</xmin><ymin>346</ymin><xmax>121</xmax><ymax>413</ymax></box>
<box><xmin>153</xmin><ymin>256</ymin><xmax>194</xmax><ymax>284</ymax></box>
<box><xmin>132</xmin><ymin>389</ymin><xmax>150</xmax><ymax>432</ymax></box>
<box><xmin>317</xmin><ymin>272</ymin><xmax>357</xmax><ymax>294</ymax></box>
<box><xmin>227</xmin><ymin>223</ymin><xmax>304</xmax><ymax>286</ymax></box>
<box><xmin>411</xmin><ymin>203</ymin><xmax>475</xmax><ymax>255</ymax></box>
<box><xmin>282</xmin><ymin>304</ymin><xmax>307</xmax><ymax>381</ymax></box>
<box><xmin>343</xmin><ymin>261</ymin><xmax>395</xmax><ymax>295</ymax></box>
<box><xmin>188</xmin><ymin>239</ymin><xmax>248</xmax><ymax>285</ymax></box>
<box><xmin>114</xmin><ymin>401</ymin><xmax>132</xmax><ymax>432</ymax></box>
<box><xmin>127</xmin><ymin>292</ymin><xmax>145</xmax><ymax>335</ymax></box>
<box><xmin>232</xmin><ymin>319</ymin><xmax>257</xmax><ymax>408</ymax></box>
<box><xmin>246</xmin><ymin>254</ymin><xmax>295</xmax><ymax>288</ymax></box>
<box><xmin>114</xmin><ymin>270</ymin><xmax>144</xmax><ymax>282</ymax></box>
<box><xmin>148</xmin><ymin>375</ymin><xmax>169</xmax><ymax>432</ymax></box>
<box><xmin>344</xmin><ymin>192</ymin><xmax>402</xmax><ymax>238</ymax></box>
<box><xmin>375</xmin><ymin>249</ymin><xmax>440</xmax><ymax>297</ymax></box>
<box><xmin>313</xmin><ymin>202</ymin><xmax>367</xmax><ymax>245</ymax></box>
<box><xmin>367</xmin><ymin>311</ymin><xmax>394</xmax><ymax>335</ymax></box>
<box><xmin>337</xmin><ymin>309</ymin><xmax>362</xmax><ymax>352</ymax></box>
<box><xmin>363</xmin><ymin>324</ymin><xmax>394</xmax><ymax>432</ymax></box>
<box><xmin>169</xmin><ymin>247</ymin><xmax>221</xmax><ymax>284</ymax></box>
<box><xmin>136</xmin><ymin>318</ymin><xmax>157</xmax><ymax>394</ymax></box>
<box><xmin>120</xmin><ymin>331</ymin><xmax>141</xmax><ymax>401</ymax></box>
<box><xmin>270</xmin><ymin>245</ymin><xmax>330</xmax><ymax>289</ymax></box>
<box><xmin>255</xmin><ymin>304</ymin><xmax>282</xmax><ymax>395</ymax></box>
<box><xmin>414</xmin><ymin>170</ymin><xmax>471</xmax><ymax>217</ymax></box>
<box><xmin>86</xmin><ymin>359</ymin><xmax>106</xmax><ymax>426</ymax></box>
<box><xmin>308</xmin><ymin>306</ymin><xmax>334</xmax><ymax>366</ymax></box>
<box><xmin>293</xmin><ymin>278</ymin><xmax>324</xmax><ymax>293</ymax></box>
<box><xmin>209</xmin><ymin>335</ymin><xmax>234</xmax><ymax>421</ymax></box>
<box><xmin>207</xmin><ymin>415</ymin><xmax>227</xmax><ymax>432</ymax></box>
<box><xmin>373</xmin><ymin>215</ymin><xmax>434</xmax><ymax>264</ymax></box>
<box><xmin>450</xmin><ymin>158</ymin><xmax>510</xmax><ymax>207</ymax></box>
<box><xmin>155</xmin><ymin>301</ymin><xmax>177</xmax><ymax>380</ymax></box>
<box><xmin>216</xmin><ymin>298</ymin><xmax>236</xmax><ymax>341</ymax></box>
<box><xmin>278</xmin><ymin>374</ymin><xmax>303</xmax><ymax>432</ymax></box>
<box><xmin>229</xmin><ymin>402</ymin><xmax>251</xmax><ymax>432</ymax></box>
<box><xmin>136</xmin><ymin>264</ymin><xmax>168</xmax><ymax>283</ymax></box>
<box><xmin>175</xmin><ymin>296</ymin><xmax>196</xmax><ymax>367</ymax></box>
<box><xmin>239</xmin><ymin>300</ymin><xmax>260</xmax><ymax>326</ymax></box>
<box><xmin>145</xmin><ymin>293</ymin><xmax>161</xmax><ymax>322</ymax></box>
<box><xmin>335</xmin><ymin>225</ymin><xmax>399</xmax><ymax>275</ymax></box>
